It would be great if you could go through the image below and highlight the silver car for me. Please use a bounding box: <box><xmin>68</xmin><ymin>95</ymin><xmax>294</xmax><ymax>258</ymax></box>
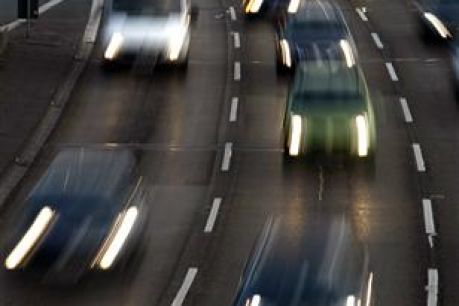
<box><xmin>102</xmin><ymin>0</ymin><xmax>191</xmax><ymax>67</ymax></box>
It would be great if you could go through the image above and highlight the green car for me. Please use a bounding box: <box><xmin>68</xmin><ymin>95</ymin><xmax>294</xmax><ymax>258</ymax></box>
<box><xmin>283</xmin><ymin>61</ymin><xmax>376</xmax><ymax>160</ymax></box>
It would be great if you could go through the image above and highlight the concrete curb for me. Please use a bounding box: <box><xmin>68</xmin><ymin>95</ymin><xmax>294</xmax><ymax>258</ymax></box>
<box><xmin>0</xmin><ymin>29</ymin><xmax>8</xmax><ymax>58</ymax></box>
<box><xmin>0</xmin><ymin>0</ymin><xmax>105</xmax><ymax>208</ymax></box>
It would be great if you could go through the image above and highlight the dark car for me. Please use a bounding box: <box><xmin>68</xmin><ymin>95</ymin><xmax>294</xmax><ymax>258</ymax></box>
<box><xmin>415</xmin><ymin>0</ymin><xmax>459</xmax><ymax>40</ymax></box>
<box><xmin>232</xmin><ymin>214</ymin><xmax>373</xmax><ymax>306</ymax></box>
<box><xmin>276</xmin><ymin>0</ymin><xmax>356</xmax><ymax>71</ymax></box>
<box><xmin>283</xmin><ymin>60</ymin><xmax>376</xmax><ymax>160</ymax></box>
<box><xmin>4</xmin><ymin>149</ymin><xmax>147</xmax><ymax>283</ymax></box>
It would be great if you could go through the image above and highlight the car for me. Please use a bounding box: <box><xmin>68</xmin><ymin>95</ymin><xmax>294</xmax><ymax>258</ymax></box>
<box><xmin>4</xmin><ymin>148</ymin><xmax>147</xmax><ymax>283</ymax></box>
<box><xmin>232</xmin><ymin>214</ymin><xmax>373</xmax><ymax>306</ymax></box>
<box><xmin>283</xmin><ymin>60</ymin><xmax>376</xmax><ymax>160</ymax></box>
<box><xmin>102</xmin><ymin>0</ymin><xmax>191</xmax><ymax>67</ymax></box>
<box><xmin>415</xmin><ymin>0</ymin><xmax>459</xmax><ymax>40</ymax></box>
<box><xmin>276</xmin><ymin>0</ymin><xmax>356</xmax><ymax>71</ymax></box>
<box><xmin>242</xmin><ymin>0</ymin><xmax>291</xmax><ymax>18</ymax></box>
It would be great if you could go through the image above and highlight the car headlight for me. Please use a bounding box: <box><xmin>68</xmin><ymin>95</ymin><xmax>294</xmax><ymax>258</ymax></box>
<box><xmin>245</xmin><ymin>0</ymin><xmax>264</xmax><ymax>13</ymax></box>
<box><xmin>92</xmin><ymin>206</ymin><xmax>139</xmax><ymax>270</ymax></box>
<box><xmin>104</xmin><ymin>32</ymin><xmax>124</xmax><ymax>60</ymax></box>
<box><xmin>289</xmin><ymin>114</ymin><xmax>303</xmax><ymax>156</ymax></box>
<box><xmin>246</xmin><ymin>294</ymin><xmax>261</xmax><ymax>306</ymax></box>
<box><xmin>280</xmin><ymin>39</ymin><xmax>292</xmax><ymax>68</ymax></box>
<box><xmin>287</xmin><ymin>0</ymin><xmax>300</xmax><ymax>14</ymax></box>
<box><xmin>5</xmin><ymin>206</ymin><xmax>57</xmax><ymax>270</ymax></box>
<box><xmin>355</xmin><ymin>114</ymin><xmax>369</xmax><ymax>157</ymax></box>
<box><xmin>424</xmin><ymin>12</ymin><xmax>452</xmax><ymax>39</ymax></box>
<box><xmin>346</xmin><ymin>295</ymin><xmax>357</xmax><ymax>306</ymax></box>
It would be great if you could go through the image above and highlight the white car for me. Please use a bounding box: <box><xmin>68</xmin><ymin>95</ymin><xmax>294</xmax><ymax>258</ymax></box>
<box><xmin>102</xmin><ymin>0</ymin><xmax>191</xmax><ymax>67</ymax></box>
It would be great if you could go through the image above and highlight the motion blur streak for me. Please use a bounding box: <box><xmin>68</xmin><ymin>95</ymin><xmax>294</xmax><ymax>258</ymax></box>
<box><xmin>289</xmin><ymin>115</ymin><xmax>302</xmax><ymax>156</ymax></box>
<box><xmin>98</xmin><ymin>206</ymin><xmax>139</xmax><ymax>270</ymax></box>
<box><xmin>340</xmin><ymin>39</ymin><xmax>355</xmax><ymax>68</ymax></box>
<box><xmin>287</xmin><ymin>0</ymin><xmax>300</xmax><ymax>14</ymax></box>
<box><xmin>366</xmin><ymin>272</ymin><xmax>374</xmax><ymax>306</ymax></box>
<box><xmin>104</xmin><ymin>32</ymin><xmax>124</xmax><ymax>60</ymax></box>
<box><xmin>5</xmin><ymin>207</ymin><xmax>56</xmax><ymax>270</ymax></box>
<box><xmin>245</xmin><ymin>0</ymin><xmax>263</xmax><ymax>13</ymax></box>
<box><xmin>424</xmin><ymin>12</ymin><xmax>452</xmax><ymax>39</ymax></box>
<box><xmin>356</xmin><ymin>115</ymin><xmax>368</xmax><ymax>157</ymax></box>
<box><xmin>168</xmin><ymin>16</ymin><xmax>190</xmax><ymax>61</ymax></box>
<box><xmin>280</xmin><ymin>39</ymin><xmax>292</xmax><ymax>67</ymax></box>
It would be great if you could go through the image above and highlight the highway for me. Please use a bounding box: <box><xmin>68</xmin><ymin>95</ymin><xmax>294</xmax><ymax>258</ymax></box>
<box><xmin>0</xmin><ymin>0</ymin><xmax>457</xmax><ymax>305</ymax></box>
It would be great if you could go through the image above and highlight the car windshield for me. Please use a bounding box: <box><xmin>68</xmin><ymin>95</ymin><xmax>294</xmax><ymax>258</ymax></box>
<box><xmin>112</xmin><ymin>0</ymin><xmax>181</xmax><ymax>16</ymax></box>
<box><xmin>288</xmin><ymin>21</ymin><xmax>344</xmax><ymax>41</ymax></box>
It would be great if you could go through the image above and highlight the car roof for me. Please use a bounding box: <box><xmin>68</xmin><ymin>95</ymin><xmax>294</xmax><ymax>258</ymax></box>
<box><xmin>290</xmin><ymin>0</ymin><xmax>342</xmax><ymax>24</ymax></box>
<box><xmin>289</xmin><ymin>61</ymin><xmax>367</xmax><ymax>114</ymax></box>
<box><xmin>233</xmin><ymin>215</ymin><xmax>367</xmax><ymax>305</ymax></box>
<box><xmin>28</xmin><ymin>148</ymin><xmax>139</xmax><ymax>218</ymax></box>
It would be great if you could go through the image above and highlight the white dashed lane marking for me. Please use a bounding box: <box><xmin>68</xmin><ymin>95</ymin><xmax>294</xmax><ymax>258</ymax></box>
<box><xmin>229</xmin><ymin>97</ymin><xmax>239</xmax><ymax>122</ymax></box>
<box><xmin>412</xmin><ymin>143</ymin><xmax>426</xmax><ymax>172</ymax></box>
<box><xmin>371</xmin><ymin>32</ymin><xmax>384</xmax><ymax>49</ymax></box>
<box><xmin>171</xmin><ymin>268</ymin><xmax>198</xmax><ymax>306</ymax></box>
<box><xmin>233</xmin><ymin>32</ymin><xmax>241</xmax><ymax>48</ymax></box>
<box><xmin>221</xmin><ymin>142</ymin><xmax>233</xmax><ymax>171</ymax></box>
<box><xmin>385</xmin><ymin>62</ymin><xmax>399</xmax><ymax>82</ymax></box>
<box><xmin>356</xmin><ymin>7</ymin><xmax>368</xmax><ymax>21</ymax></box>
<box><xmin>399</xmin><ymin>97</ymin><xmax>413</xmax><ymax>123</ymax></box>
<box><xmin>204</xmin><ymin>198</ymin><xmax>222</xmax><ymax>233</ymax></box>
<box><xmin>229</xmin><ymin>6</ymin><xmax>236</xmax><ymax>21</ymax></box>
<box><xmin>234</xmin><ymin>61</ymin><xmax>241</xmax><ymax>81</ymax></box>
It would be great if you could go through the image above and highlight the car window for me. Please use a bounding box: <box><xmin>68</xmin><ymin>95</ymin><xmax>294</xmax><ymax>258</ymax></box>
<box><xmin>112</xmin><ymin>0</ymin><xmax>181</xmax><ymax>16</ymax></box>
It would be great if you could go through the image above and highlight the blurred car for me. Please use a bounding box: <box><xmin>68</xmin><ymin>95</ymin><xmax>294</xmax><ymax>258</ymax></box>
<box><xmin>283</xmin><ymin>60</ymin><xmax>376</xmax><ymax>160</ymax></box>
<box><xmin>452</xmin><ymin>42</ymin><xmax>459</xmax><ymax>95</ymax></box>
<box><xmin>4</xmin><ymin>149</ymin><xmax>147</xmax><ymax>283</ymax></box>
<box><xmin>102</xmin><ymin>0</ymin><xmax>191</xmax><ymax>67</ymax></box>
<box><xmin>232</xmin><ymin>214</ymin><xmax>373</xmax><ymax>306</ymax></box>
<box><xmin>415</xmin><ymin>0</ymin><xmax>459</xmax><ymax>40</ymax></box>
<box><xmin>276</xmin><ymin>0</ymin><xmax>356</xmax><ymax>71</ymax></box>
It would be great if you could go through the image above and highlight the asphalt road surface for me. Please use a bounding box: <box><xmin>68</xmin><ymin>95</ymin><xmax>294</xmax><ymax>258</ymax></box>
<box><xmin>0</xmin><ymin>0</ymin><xmax>458</xmax><ymax>305</ymax></box>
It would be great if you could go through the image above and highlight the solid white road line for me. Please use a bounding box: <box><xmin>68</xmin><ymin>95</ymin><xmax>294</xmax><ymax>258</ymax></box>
<box><xmin>412</xmin><ymin>143</ymin><xmax>426</xmax><ymax>172</ymax></box>
<box><xmin>1</xmin><ymin>0</ymin><xmax>66</xmax><ymax>32</ymax></box>
<box><xmin>229</xmin><ymin>6</ymin><xmax>236</xmax><ymax>21</ymax></box>
<box><xmin>230</xmin><ymin>97</ymin><xmax>239</xmax><ymax>122</ymax></box>
<box><xmin>399</xmin><ymin>97</ymin><xmax>413</xmax><ymax>123</ymax></box>
<box><xmin>371</xmin><ymin>32</ymin><xmax>384</xmax><ymax>49</ymax></box>
<box><xmin>234</xmin><ymin>61</ymin><xmax>241</xmax><ymax>81</ymax></box>
<box><xmin>422</xmin><ymin>199</ymin><xmax>436</xmax><ymax>236</ymax></box>
<box><xmin>171</xmin><ymin>268</ymin><xmax>198</xmax><ymax>306</ymax></box>
<box><xmin>426</xmin><ymin>269</ymin><xmax>439</xmax><ymax>306</ymax></box>
<box><xmin>233</xmin><ymin>32</ymin><xmax>241</xmax><ymax>49</ymax></box>
<box><xmin>356</xmin><ymin>8</ymin><xmax>368</xmax><ymax>22</ymax></box>
<box><xmin>385</xmin><ymin>62</ymin><xmax>399</xmax><ymax>81</ymax></box>
<box><xmin>204</xmin><ymin>198</ymin><xmax>222</xmax><ymax>233</ymax></box>
<box><xmin>221</xmin><ymin>142</ymin><xmax>233</xmax><ymax>171</ymax></box>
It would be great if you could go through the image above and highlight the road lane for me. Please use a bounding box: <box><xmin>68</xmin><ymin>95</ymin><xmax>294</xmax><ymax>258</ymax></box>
<box><xmin>189</xmin><ymin>2</ymin><xmax>427</xmax><ymax>305</ymax></box>
<box><xmin>350</xmin><ymin>0</ymin><xmax>459</xmax><ymax>304</ymax></box>
<box><xmin>0</xmin><ymin>1</ymin><xmax>229</xmax><ymax>306</ymax></box>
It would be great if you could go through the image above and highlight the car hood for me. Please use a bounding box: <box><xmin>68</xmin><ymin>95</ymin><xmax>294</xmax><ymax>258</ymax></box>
<box><xmin>105</xmin><ymin>13</ymin><xmax>184</xmax><ymax>46</ymax></box>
